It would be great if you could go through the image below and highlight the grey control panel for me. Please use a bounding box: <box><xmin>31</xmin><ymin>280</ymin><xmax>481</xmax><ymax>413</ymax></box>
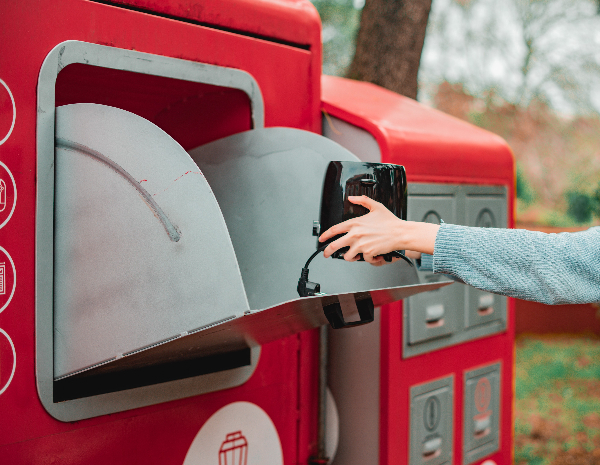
<box><xmin>463</xmin><ymin>363</ymin><xmax>501</xmax><ymax>464</ymax></box>
<box><xmin>403</xmin><ymin>184</ymin><xmax>508</xmax><ymax>358</ymax></box>
<box><xmin>409</xmin><ymin>375</ymin><xmax>454</xmax><ymax>465</ymax></box>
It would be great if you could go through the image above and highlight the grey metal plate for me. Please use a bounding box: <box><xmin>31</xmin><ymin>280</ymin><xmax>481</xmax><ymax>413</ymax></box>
<box><xmin>403</xmin><ymin>184</ymin><xmax>508</xmax><ymax>358</ymax></box>
<box><xmin>464</xmin><ymin>196</ymin><xmax>508</xmax><ymax>328</ymax></box>
<box><xmin>406</xmin><ymin>196</ymin><xmax>460</xmax><ymax>344</ymax></box>
<box><xmin>409</xmin><ymin>375</ymin><xmax>454</xmax><ymax>465</ymax></box>
<box><xmin>322</xmin><ymin>115</ymin><xmax>382</xmax><ymax>163</ymax></box>
<box><xmin>67</xmin><ymin>283</ymin><xmax>447</xmax><ymax>382</ymax></box>
<box><xmin>463</xmin><ymin>362</ymin><xmax>501</xmax><ymax>465</ymax></box>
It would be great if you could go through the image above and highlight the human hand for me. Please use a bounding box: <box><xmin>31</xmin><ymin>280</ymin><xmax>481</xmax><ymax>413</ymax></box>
<box><xmin>319</xmin><ymin>195</ymin><xmax>405</xmax><ymax>264</ymax></box>
<box><xmin>319</xmin><ymin>196</ymin><xmax>438</xmax><ymax>264</ymax></box>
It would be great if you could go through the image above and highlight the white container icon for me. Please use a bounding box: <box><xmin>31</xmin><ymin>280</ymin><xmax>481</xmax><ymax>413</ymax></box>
<box><xmin>219</xmin><ymin>431</ymin><xmax>248</xmax><ymax>465</ymax></box>
<box><xmin>0</xmin><ymin>179</ymin><xmax>6</xmax><ymax>213</ymax></box>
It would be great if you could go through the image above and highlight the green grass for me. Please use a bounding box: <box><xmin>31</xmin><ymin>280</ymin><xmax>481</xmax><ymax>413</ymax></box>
<box><xmin>515</xmin><ymin>337</ymin><xmax>600</xmax><ymax>464</ymax></box>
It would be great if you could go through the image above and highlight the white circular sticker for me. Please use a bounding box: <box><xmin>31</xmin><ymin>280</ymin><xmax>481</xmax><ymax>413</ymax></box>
<box><xmin>0</xmin><ymin>79</ymin><xmax>16</xmax><ymax>146</ymax></box>
<box><xmin>183</xmin><ymin>401</ymin><xmax>283</xmax><ymax>465</ymax></box>
<box><xmin>0</xmin><ymin>328</ymin><xmax>16</xmax><ymax>395</ymax></box>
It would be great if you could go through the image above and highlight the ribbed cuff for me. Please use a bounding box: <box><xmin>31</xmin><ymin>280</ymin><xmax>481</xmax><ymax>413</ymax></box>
<box><xmin>433</xmin><ymin>223</ymin><xmax>468</xmax><ymax>275</ymax></box>
<box><xmin>417</xmin><ymin>253</ymin><xmax>434</xmax><ymax>272</ymax></box>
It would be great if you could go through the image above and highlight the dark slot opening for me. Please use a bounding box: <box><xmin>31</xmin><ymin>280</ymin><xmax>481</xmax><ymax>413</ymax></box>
<box><xmin>56</xmin><ymin>63</ymin><xmax>253</xmax><ymax>151</ymax></box>
<box><xmin>54</xmin><ymin>348</ymin><xmax>251</xmax><ymax>402</ymax></box>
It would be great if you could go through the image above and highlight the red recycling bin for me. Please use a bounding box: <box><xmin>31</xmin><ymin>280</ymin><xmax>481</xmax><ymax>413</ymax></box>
<box><xmin>0</xmin><ymin>1</ymin><xmax>322</xmax><ymax>464</ymax></box>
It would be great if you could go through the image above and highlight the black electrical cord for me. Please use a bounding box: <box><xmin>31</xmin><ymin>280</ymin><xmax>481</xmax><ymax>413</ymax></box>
<box><xmin>305</xmin><ymin>244</ymin><xmax>328</xmax><ymax>269</ymax></box>
<box><xmin>387</xmin><ymin>250</ymin><xmax>415</xmax><ymax>267</ymax></box>
<box><xmin>297</xmin><ymin>244</ymin><xmax>414</xmax><ymax>297</ymax></box>
<box><xmin>297</xmin><ymin>244</ymin><xmax>328</xmax><ymax>298</ymax></box>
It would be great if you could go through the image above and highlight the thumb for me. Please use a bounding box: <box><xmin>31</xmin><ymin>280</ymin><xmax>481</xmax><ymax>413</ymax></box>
<box><xmin>348</xmin><ymin>195</ymin><xmax>379</xmax><ymax>211</ymax></box>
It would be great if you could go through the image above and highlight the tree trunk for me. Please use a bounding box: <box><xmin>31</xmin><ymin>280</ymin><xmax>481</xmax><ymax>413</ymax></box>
<box><xmin>347</xmin><ymin>0</ymin><xmax>432</xmax><ymax>100</ymax></box>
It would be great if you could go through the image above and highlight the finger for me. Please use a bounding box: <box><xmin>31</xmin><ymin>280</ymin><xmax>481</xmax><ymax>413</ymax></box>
<box><xmin>343</xmin><ymin>244</ymin><xmax>362</xmax><ymax>262</ymax></box>
<box><xmin>369</xmin><ymin>256</ymin><xmax>386</xmax><ymax>267</ymax></box>
<box><xmin>348</xmin><ymin>195</ymin><xmax>379</xmax><ymax>211</ymax></box>
<box><xmin>363</xmin><ymin>253</ymin><xmax>378</xmax><ymax>264</ymax></box>
<box><xmin>319</xmin><ymin>219</ymin><xmax>355</xmax><ymax>242</ymax></box>
<box><xmin>323</xmin><ymin>236</ymin><xmax>352</xmax><ymax>258</ymax></box>
<box><xmin>344</xmin><ymin>251</ymin><xmax>362</xmax><ymax>262</ymax></box>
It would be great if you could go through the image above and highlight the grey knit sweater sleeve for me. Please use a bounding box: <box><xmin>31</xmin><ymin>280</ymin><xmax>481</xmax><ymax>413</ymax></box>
<box><xmin>432</xmin><ymin>223</ymin><xmax>600</xmax><ymax>305</ymax></box>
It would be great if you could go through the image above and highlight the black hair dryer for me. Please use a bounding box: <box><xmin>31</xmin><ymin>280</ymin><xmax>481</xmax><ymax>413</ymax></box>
<box><xmin>297</xmin><ymin>160</ymin><xmax>411</xmax><ymax>329</ymax></box>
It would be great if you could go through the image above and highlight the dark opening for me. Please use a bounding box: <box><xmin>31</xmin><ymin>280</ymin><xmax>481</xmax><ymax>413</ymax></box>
<box><xmin>54</xmin><ymin>348</ymin><xmax>251</xmax><ymax>402</ymax></box>
<box><xmin>55</xmin><ymin>63</ymin><xmax>253</xmax><ymax>151</ymax></box>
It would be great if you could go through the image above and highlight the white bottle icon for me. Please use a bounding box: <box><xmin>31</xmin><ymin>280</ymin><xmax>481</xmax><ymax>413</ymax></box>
<box><xmin>0</xmin><ymin>179</ymin><xmax>6</xmax><ymax>213</ymax></box>
<box><xmin>0</xmin><ymin>262</ymin><xmax>5</xmax><ymax>295</ymax></box>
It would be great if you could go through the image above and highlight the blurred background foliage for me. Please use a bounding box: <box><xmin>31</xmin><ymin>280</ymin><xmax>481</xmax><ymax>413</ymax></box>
<box><xmin>311</xmin><ymin>0</ymin><xmax>600</xmax><ymax>227</ymax></box>
<box><xmin>514</xmin><ymin>337</ymin><xmax>600</xmax><ymax>464</ymax></box>
<box><xmin>312</xmin><ymin>0</ymin><xmax>364</xmax><ymax>76</ymax></box>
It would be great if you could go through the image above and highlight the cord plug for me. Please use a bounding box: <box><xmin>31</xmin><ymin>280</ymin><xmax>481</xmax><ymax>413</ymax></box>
<box><xmin>297</xmin><ymin>267</ymin><xmax>321</xmax><ymax>297</ymax></box>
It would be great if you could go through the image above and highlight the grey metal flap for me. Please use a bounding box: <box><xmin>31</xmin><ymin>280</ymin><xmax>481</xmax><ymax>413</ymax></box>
<box><xmin>56</xmin><ymin>283</ymin><xmax>447</xmax><ymax>383</ymax></box>
<box><xmin>54</xmin><ymin>108</ymin><xmax>450</xmax><ymax>383</ymax></box>
<box><xmin>53</xmin><ymin>103</ymin><xmax>251</xmax><ymax>379</ymax></box>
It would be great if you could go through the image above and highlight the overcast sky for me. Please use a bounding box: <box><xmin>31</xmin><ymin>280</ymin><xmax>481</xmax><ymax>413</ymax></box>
<box><xmin>419</xmin><ymin>0</ymin><xmax>600</xmax><ymax>115</ymax></box>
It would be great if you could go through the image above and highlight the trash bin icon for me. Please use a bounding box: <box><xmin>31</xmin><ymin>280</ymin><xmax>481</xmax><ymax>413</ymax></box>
<box><xmin>219</xmin><ymin>431</ymin><xmax>248</xmax><ymax>465</ymax></box>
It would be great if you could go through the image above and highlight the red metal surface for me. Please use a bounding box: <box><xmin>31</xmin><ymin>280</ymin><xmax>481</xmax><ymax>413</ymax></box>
<box><xmin>322</xmin><ymin>75</ymin><xmax>514</xmax><ymax>186</ymax></box>
<box><xmin>322</xmin><ymin>75</ymin><xmax>516</xmax><ymax>465</ymax></box>
<box><xmin>297</xmin><ymin>328</ymin><xmax>321</xmax><ymax>461</ymax></box>
<box><xmin>0</xmin><ymin>0</ymin><xmax>321</xmax><ymax>463</ymax></box>
<box><xmin>512</xmin><ymin>225</ymin><xmax>600</xmax><ymax>337</ymax></box>
<box><xmin>515</xmin><ymin>300</ymin><xmax>600</xmax><ymax>336</ymax></box>
<box><xmin>103</xmin><ymin>0</ymin><xmax>321</xmax><ymax>48</ymax></box>
<box><xmin>0</xmin><ymin>338</ymin><xmax>302</xmax><ymax>463</ymax></box>
<box><xmin>379</xmin><ymin>303</ymin><xmax>515</xmax><ymax>465</ymax></box>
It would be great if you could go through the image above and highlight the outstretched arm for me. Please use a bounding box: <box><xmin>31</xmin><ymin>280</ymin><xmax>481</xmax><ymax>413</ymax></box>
<box><xmin>319</xmin><ymin>196</ymin><xmax>600</xmax><ymax>304</ymax></box>
<box><xmin>434</xmin><ymin>223</ymin><xmax>600</xmax><ymax>305</ymax></box>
